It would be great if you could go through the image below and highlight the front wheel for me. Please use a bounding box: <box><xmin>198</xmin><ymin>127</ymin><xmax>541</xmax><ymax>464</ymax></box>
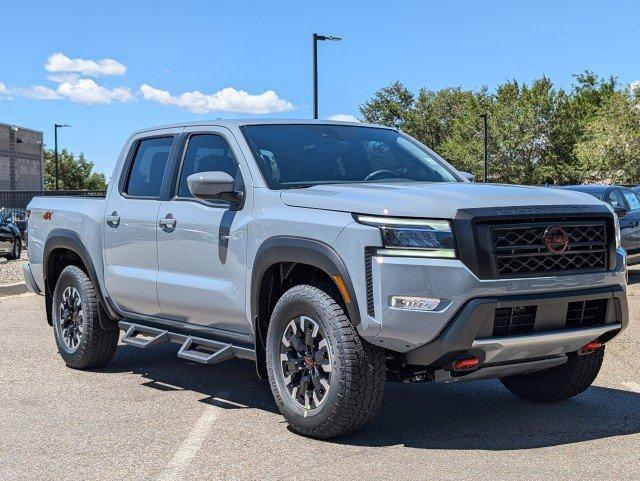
<box><xmin>266</xmin><ymin>285</ymin><xmax>386</xmax><ymax>439</ymax></box>
<box><xmin>500</xmin><ymin>347</ymin><xmax>605</xmax><ymax>402</ymax></box>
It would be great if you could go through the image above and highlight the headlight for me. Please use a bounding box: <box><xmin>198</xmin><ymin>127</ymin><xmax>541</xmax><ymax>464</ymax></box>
<box><xmin>356</xmin><ymin>215</ymin><xmax>456</xmax><ymax>258</ymax></box>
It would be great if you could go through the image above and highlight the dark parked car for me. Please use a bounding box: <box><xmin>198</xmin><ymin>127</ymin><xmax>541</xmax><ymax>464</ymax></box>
<box><xmin>558</xmin><ymin>185</ymin><xmax>640</xmax><ymax>265</ymax></box>
<box><xmin>0</xmin><ymin>211</ymin><xmax>22</xmax><ymax>260</ymax></box>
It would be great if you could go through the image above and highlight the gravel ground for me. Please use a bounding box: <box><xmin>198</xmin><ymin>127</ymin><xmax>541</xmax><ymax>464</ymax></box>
<box><xmin>0</xmin><ymin>251</ymin><xmax>27</xmax><ymax>285</ymax></box>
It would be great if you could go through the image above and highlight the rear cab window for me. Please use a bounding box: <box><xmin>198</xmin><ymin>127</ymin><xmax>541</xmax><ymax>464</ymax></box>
<box><xmin>124</xmin><ymin>136</ymin><xmax>174</xmax><ymax>198</ymax></box>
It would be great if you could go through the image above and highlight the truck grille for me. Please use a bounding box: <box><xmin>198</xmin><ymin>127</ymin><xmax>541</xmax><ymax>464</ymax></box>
<box><xmin>566</xmin><ymin>299</ymin><xmax>608</xmax><ymax>328</ymax></box>
<box><xmin>490</xmin><ymin>222</ymin><xmax>607</xmax><ymax>277</ymax></box>
<box><xmin>491</xmin><ymin>298</ymin><xmax>608</xmax><ymax>337</ymax></box>
<box><xmin>493</xmin><ymin>305</ymin><xmax>537</xmax><ymax>336</ymax></box>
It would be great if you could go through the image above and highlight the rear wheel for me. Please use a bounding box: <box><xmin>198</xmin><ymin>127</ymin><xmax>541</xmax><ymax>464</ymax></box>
<box><xmin>500</xmin><ymin>347</ymin><xmax>604</xmax><ymax>402</ymax></box>
<box><xmin>266</xmin><ymin>284</ymin><xmax>386</xmax><ymax>439</ymax></box>
<box><xmin>52</xmin><ymin>265</ymin><xmax>119</xmax><ymax>369</ymax></box>
<box><xmin>7</xmin><ymin>237</ymin><xmax>21</xmax><ymax>260</ymax></box>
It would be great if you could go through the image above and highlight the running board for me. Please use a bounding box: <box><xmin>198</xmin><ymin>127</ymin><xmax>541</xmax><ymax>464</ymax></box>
<box><xmin>118</xmin><ymin>321</ymin><xmax>256</xmax><ymax>364</ymax></box>
<box><xmin>121</xmin><ymin>324</ymin><xmax>169</xmax><ymax>348</ymax></box>
<box><xmin>178</xmin><ymin>338</ymin><xmax>237</xmax><ymax>364</ymax></box>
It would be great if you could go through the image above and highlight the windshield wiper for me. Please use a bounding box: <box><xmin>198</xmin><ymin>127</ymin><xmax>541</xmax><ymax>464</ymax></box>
<box><xmin>286</xmin><ymin>183</ymin><xmax>318</xmax><ymax>189</ymax></box>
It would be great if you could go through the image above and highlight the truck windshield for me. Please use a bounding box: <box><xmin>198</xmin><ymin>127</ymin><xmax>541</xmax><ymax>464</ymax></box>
<box><xmin>241</xmin><ymin>124</ymin><xmax>459</xmax><ymax>189</ymax></box>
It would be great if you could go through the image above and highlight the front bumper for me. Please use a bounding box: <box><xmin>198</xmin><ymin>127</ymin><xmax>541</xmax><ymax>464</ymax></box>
<box><xmin>361</xmin><ymin>247</ymin><xmax>627</xmax><ymax>351</ymax></box>
<box><xmin>404</xmin><ymin>285</ymin><xmax>625</xmax><ymax>366</ymax></box>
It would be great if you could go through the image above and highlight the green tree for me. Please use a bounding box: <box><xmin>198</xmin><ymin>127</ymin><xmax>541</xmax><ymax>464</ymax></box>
<box><xmin>359</xmin><ymin>72</ymin><xmax>627</xmax><ymax>186</ymax></box>
<box><xmin>44</xmin><ymin>148</ymin><xmax>107</xmax><ymax>191</ymax></box>
<box><xmin>575</xmin><ymin>90</ymin><xmax>640</xmax><ymax>184</ymax></box>
<box><xmin>539</xmin><ymin>72</ymin><xmax>618</xmax><ymax>184</ymax></box>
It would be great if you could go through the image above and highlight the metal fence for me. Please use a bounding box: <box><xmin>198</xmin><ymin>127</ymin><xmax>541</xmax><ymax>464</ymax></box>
<box><xmin>0</xmin><ymin>190</ymin><xmax>106</xmax><ymax>215</ymax></box>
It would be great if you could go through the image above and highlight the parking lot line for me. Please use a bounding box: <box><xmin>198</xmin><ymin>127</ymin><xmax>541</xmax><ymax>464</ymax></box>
<box><xmin>621</xmin><ymin>381</ymin><xmax>640</xmax><ymax>393</ymax></box>
<box><xmin>157</xmin><ymin>407</ymin><xmax>219</xmax><ymax>481</ymax></box>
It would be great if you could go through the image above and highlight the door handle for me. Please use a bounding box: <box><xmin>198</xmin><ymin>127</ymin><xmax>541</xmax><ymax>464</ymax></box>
<box><xmin>106</xmin><ymin>212</ymin><xmax>120</xmax><ymax>228</ymax></box>
<box><xmin>159</xmin><ymin>214</ymin><xmax>176</xmax><ymax>231</ymax></box>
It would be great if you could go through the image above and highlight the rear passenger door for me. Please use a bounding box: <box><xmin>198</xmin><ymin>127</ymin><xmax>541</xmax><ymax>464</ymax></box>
<box><xmin>156</xmin><ymin>127</ymin><xmax>252</xmax><ymax>335</ymax></box>
<box><xmin>103</xmin><ymin>133</ymin><xmax>178</xmax><ymax>316</ymax></box>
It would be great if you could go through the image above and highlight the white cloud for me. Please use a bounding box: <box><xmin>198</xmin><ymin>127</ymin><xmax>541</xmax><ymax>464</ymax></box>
<box><xmin>18</xmin><ymin>85</ymin><xmax>61</xmax><ymax>100</ymax></box>
<box><xmin>19</xmin><ymin>78</ymin><xmax>133</xmax><ymax>104</ymax></box>
<box><xmin>140</xmin><ymin>84</ymin><xmax>294</xmax><ymax>114</ymax></box>
<box><xmin>0</xmin><ymin>82</ymin><xmax>11</xmax><ymax>100</ymax></box>
<box><xmin>631</xmin><ymin>80</ymin><xmax>640</xmax><ymax>95</ymax></box>
<box><xmin>47</xmin><ymin>73</ymin><xmax>80</xmax><ymax>83</ymax></box>
<box><xmin>45</xmin><ymin>52</ymin><xmax>126</xmax><ymax>77</ymax></box>
<box><xmin>328</xmin><ymin>114</ymin><xmax>359</xmax><ymax>122</ymax></box>
<box><xmin>57</xmin><ymin>78</ymin><xmax>133</xmax><ymax>104</ymax></box>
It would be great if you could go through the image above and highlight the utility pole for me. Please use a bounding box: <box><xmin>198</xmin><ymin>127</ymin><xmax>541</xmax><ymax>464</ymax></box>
<box><xmin>479</xmin><ymin>113</ymin><xmax>489</xmax><ymax>183</ymax></box>
<box><xmin>312</xmin><ymin>33</ymin><xmax>341</xmax><ymax>119</ymax></box>
<box><xmin>54</xmin><ymin>123</ymin><xmax>70</xmax><ymax>190</ymax></box>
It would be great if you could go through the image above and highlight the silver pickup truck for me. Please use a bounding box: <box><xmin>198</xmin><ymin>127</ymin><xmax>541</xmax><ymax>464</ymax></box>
<box><xmin>24</xmin><ymin>120</ymin><xmax>628</xmax><ymax>438</ymax></box>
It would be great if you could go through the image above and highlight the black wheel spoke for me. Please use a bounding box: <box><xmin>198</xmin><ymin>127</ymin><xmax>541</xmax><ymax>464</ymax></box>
<box><xmin>298</xmin><ymin>374</ymin><xmax>310</xmax><ymax>399</ymax></box>
<box><xmin>304</xmin><ymin>323</ymin><xmax>313</xmax><ymax>350</ymax></box>
<box><xmin>288</xmin><ymin>333</ymin><xmax>306</xmax><ymax>354</ymax></box>
<box><xmin>314</xmin><ymin>347</ymin><xmax>329</xmax><ymax>365</ymax></box>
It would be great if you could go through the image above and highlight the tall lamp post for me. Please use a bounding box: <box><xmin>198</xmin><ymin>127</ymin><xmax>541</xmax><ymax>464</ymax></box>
<box><xmin>54</xmin><ymin>123</ymin><xmax>70</xmax><ymax>190</ymax></box>
<box><xmin>312</xmin><ymin>33</ymin><xmax>341</xmax><ymax>119</ymax></box>
<box><xmin>479</xmin><ymin>113</ymin><xmax>489</xmax><ymax>183</ymax></box>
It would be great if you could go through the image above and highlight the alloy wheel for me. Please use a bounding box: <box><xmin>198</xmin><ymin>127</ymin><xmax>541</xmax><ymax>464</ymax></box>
<box><xmin>280</xmin><ymin>316</ymin><xmax>332</xmax><ymax>409</ymax></box>
<box><xmin>59</xmin><ymin>286</ymin><xmax>83</xmax><ymax>351</ymax></box>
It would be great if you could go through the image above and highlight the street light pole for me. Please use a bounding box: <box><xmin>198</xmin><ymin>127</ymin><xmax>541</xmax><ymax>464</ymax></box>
<box><xmin>53</xmin><ymin>123</ymin><xmax>70</xmax><ymax>190</ymax></box>
<box><xmin>312</xmin><ymin>33</ymin><xmax>341</xmax><ymax>119</ymax></box>
<box><xmin>479</xmin><ymin>113</ymin><xmax>489</xmax><ymax>183</ymax></box>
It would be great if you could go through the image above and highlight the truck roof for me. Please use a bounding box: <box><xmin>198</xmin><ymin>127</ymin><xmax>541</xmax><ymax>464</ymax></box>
<box><xmin>131</xmin><ymin>118</ymin><xmax>394</xmax><ymax>136</ymax></box>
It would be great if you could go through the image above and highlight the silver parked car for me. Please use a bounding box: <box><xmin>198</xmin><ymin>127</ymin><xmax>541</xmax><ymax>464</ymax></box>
<box><xmin>24</xmin><ymin>120</ymin><xmax>628</xmax><ymax>438</ymax></box>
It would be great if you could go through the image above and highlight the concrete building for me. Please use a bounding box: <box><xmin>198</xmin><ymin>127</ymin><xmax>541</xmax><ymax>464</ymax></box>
<box><xmin>0</xmin><ymin>122</ymin><xmax>44</xmax><ymax>190</ymax></box>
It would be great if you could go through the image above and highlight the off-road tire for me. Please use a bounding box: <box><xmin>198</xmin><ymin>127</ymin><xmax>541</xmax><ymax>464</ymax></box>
<box><xmin>52</xmin><ymin>265</ymin><xmax>119</xmax><ymax>369</ymax></box>
<box><xmin>500</xmin><ymin>347</ymin><xmax>605</xmax><ymax>402</ymax></box>
<box><xmin>266</xmin><ymin>284</ymin><xmax>386</xmax><ymax>439</ymax></box>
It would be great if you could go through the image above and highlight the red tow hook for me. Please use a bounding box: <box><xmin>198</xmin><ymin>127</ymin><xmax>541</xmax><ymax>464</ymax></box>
<box><xmin>581</xmin><ymin>341</ymin><xmax>602</xmax><ymax>354</ymax></box>
<box><xmin>452</xmin><ymin>356</ymin><xmax>479</xmax><ymax>371</ymax></box>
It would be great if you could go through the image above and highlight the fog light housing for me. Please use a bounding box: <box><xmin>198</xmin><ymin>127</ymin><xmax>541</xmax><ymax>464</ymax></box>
<box><xmin>389</xmin><ymin>296</ymin><xmax>441</xmax><ymax>311</ymax></box>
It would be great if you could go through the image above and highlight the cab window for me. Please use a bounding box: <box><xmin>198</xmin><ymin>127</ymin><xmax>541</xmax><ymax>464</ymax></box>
<box><xmin>622</xmin><ymin>189</ymin><xmax>640</xmax><ymax>211</ymax></box>
<box><xmin>125</xmin><ymin>137</ymin><xmax>174</xmax><ymax>198</ymax></box>
<box><xmin>176</xmin><ymin>134</ymin><xmax>240</xmax><ymax>199</ymax></box>
<box><xmin>607</xmin><ymin>189</ymin><xmax>626</xmax><ymax>209</ymax></box>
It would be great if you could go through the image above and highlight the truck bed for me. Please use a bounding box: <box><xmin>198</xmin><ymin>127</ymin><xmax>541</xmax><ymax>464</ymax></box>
<box><xmin>26</xmin><ymin>196</ymin><xmax>106</xmax><ymax>294</ymax></box>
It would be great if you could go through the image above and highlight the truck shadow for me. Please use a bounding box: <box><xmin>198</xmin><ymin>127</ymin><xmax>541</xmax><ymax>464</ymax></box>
<box><xmin>104</xmin><ymin>344</ymin><xmax>640</xmax><ymax>451</ymax></box>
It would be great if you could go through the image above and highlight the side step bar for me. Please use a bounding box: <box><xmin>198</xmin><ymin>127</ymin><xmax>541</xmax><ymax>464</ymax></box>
<box><xmin>121</xmin><ymin>324</ymin><xmax>169</xmax><ymax>348</ymax></box>
<box><xmin>119</xmin><ymin>321</ymin><xmax>256</xmax><ymax>364</ymax></box>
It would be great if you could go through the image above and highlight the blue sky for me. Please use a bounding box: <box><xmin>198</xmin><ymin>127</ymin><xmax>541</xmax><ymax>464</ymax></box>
<box><xmin>1</xmin><ymin>0</ymin><xmax>638</xmax><ymax>177</ymax></box>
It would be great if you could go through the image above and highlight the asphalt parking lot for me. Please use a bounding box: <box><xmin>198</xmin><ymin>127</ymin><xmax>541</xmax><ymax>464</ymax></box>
<box><xmin>1</xmin><ymin>274</ymin><xmax>639</xmax><ymax>481</ymax></box>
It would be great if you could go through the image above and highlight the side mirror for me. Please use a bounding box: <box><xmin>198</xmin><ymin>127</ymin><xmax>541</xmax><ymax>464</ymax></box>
<box><xmin>460</xmin><ymin>171</ymin><xmax>475</xmax><ymax>182</ymax></box>
<box><xmin>614</xmin><ymin>205</ymin><xmax>629</xmax><ymax>217</ymax></box>
<box><xmin>187</xmin><ymin>171</ymin><xmax>241</xmax><ymax>204</ymax></box>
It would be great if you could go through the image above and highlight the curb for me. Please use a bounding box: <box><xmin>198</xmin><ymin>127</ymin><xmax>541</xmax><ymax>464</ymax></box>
<box><xmin>0</xmin><ymin>282</ymin><xmax>30</xmax><ymax>297</ymax></box>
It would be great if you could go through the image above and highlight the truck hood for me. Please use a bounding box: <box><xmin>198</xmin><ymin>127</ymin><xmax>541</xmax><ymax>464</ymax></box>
<box><xmin>280</xmin><ymin>182</ymin><xmax>603</xmax><ymax>218</ymax></box>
